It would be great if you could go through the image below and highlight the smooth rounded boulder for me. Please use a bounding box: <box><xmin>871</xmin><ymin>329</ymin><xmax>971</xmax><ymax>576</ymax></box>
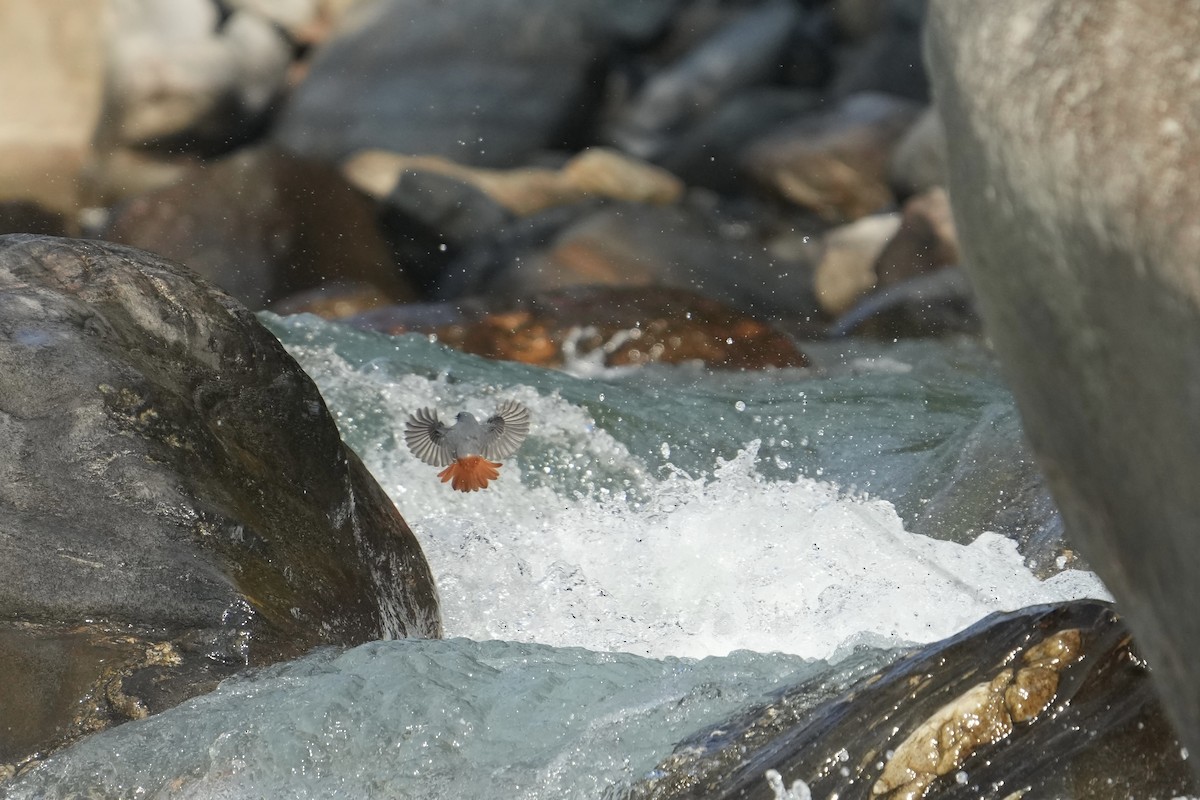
<box><xmin>925</xmin><ymin>0</ymin><xmax>1200</xmax><ymax>766</ymax></box>
<box><xmin>0</xmin><ymin>235</ymin><xmax>440</xmax><ymax>770</ymax></box>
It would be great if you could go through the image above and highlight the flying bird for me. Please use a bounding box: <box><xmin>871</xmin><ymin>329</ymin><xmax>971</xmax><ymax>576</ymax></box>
<box><xmin>404</xmin><ymin>400</ymin><xmax>532</xmax><ymax>492</ymax></box>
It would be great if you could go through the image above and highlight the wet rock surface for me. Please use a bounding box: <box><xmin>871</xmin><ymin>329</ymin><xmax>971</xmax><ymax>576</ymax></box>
<box><xmin>927</xmin><ymin>0</ymin><xmax>1200</xmax><ymax>768</ymax></box>
<box><xmin>0</xmin><ymin>234</ymin><xmax>440</xmax><ymax>769</ymax></box>
<box><xmin>626</xmin><ymin>601</ymin><xmax>1194</xmax><ymax>800</ymax></box>
<box><xmin>7</xmin><ymin>0</ymin><xmax>1196</xmax><ymax>792</ymax></box>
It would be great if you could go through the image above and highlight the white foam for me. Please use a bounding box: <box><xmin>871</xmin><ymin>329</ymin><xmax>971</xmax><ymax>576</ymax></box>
<box><xmin>288</xmin><ymin>342</ymin><xmax>1110</xmax><ymax>662</ymax></box>
<box><xmin>414</xmin><ymin>439</ymin><xmax>1109</xmax><ymax>660</ymax></box>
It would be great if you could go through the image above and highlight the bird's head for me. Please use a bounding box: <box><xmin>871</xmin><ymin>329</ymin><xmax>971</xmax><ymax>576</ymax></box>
<box><xmin>456</xmin><ymin>411</ymin><xmax>476</xmax><ymax>423</ymax></box>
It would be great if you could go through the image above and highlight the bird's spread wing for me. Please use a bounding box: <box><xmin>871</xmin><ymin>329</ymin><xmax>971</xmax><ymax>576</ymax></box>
<box><xmin>405</xmin><ymin>408</ymin><xmax>453</xmax><ymax>466</ymax></box>
<box><xmin>481</xmin><ymin>400</ymin><xmax>531</xmax><ymax>460</ymax></box>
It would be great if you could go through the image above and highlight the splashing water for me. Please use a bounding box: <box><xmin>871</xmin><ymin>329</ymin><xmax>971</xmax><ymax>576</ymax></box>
<box><xmin>2</xmin><ymin>314</ymin><xmax>1113</xmax><ymax>799</ymax></box>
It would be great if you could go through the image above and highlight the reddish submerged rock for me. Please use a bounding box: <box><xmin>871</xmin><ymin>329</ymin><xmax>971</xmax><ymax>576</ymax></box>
<box><xmin>348</xmin><ymin>286</ymin><xmax>808</xmax><ymax>370</ymax></box>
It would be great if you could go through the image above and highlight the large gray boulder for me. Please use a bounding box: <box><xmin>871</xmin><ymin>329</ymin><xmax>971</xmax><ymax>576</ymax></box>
<box><xmin>925</xmin><ymin>0</ymin><xmax>1200</xmax><ymax>762</ymax></box>
<box><xmin>0</xmin><ymin>235</ymin><xmax>439</xmax><ymax>769</ymax></box>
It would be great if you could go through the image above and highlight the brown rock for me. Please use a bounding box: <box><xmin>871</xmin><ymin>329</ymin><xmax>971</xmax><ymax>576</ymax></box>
<box><xmin>350</xmin><ymin>286</ymin><xmax>808</xmax><ymax>371</ymax></box>
<box><xmin>343</xmin><ymin>147</ymin><xmax>683</xmax><ymax>216</ymax></box>
<box><xmin>813</xmin><ymin>212</ymin><xmax>902</xmax><ymax>316</ymax></box>
<box><xmin>268</xmin><ymin>282</ymin><xmax>394</xmax><ymax>320</ymax></box>
<box><xmin>874</xmin><ymin>186</ymin><xmax>959</xmax><ymax>287</ymax></box>
<box><xmin>560</xmin><ymin>148</ymin><xmax>684</xmax><ymax>206</ymax></box>
<box><xmin>103</xmin><ymin>147</ymin><xmax>414</xmax><ymax>309</ymax></box>
<box><xmin>486</xmin><ymin>203</ymin><xmax>816</xmax><ymax>320</ymax></box>
<box><xmin>744</xmin><ymin>92</ymin><xmax>923</xmax><ymax>222</ymax></box>
<box><xmin>0</xmin><ymin>0</ymin><xmax>106</xmax><ymax>214</ymax></box>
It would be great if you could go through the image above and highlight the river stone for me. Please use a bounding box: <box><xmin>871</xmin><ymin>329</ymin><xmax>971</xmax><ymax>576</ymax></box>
<box><xmin>606</xmin><ymin>1</ymin><xmax>803</xmax><ymax>161</ymax></box>
<box><xmin>102</xmin><ymin>0</ymin><xmax>292</xmax><ymax>150</ymax></box>
<box><xmin>0</xmin><ymin>235</ymin><xmax>440</xmax><ymax>768</ymax></box>
<box><xmin>0</xmin><ymin>0</ymin><xmax>106</xmax><ymax>214</ymax></box>
<box><xmin>812</xmin><ymin>212</ymin><xmax>901</xmax><ymax>316</ymax></box>
<box><xmin>829</xmin><ymin>0</ymin><xmax>929</xmax><ymax>102</ymax></box>
<box><xmin>926</xmin><ymin>0</ymin><xmax>1200</xmax><ymax>769</ymax></box>
<box><xmin>873</xmin><ymin>186</ymin><xmax>959</xmax><ymax>287</ymax></box>
<box><xmin>657</xmin><ymin>88</ymin><xmax>821</xmax><ymax>195</ymax></box>
<box><xmin>274</xmin><ymin>0</ymin><xmax>677</xmax><ymax>167</ymax></box>
<box><xmin>347</xmin><ymin>286</ymin><xmax>809</xmax><ymax>371</ymax></box>
<box><xmin>479</xmin><ymin>202</ymin><xmax>820</xmax><ymax>321</ymax></box>
<box><xmin>346</xmin><ymin>148</ymin><xmax>683</xmax><ymax>218</ymax></box>
<box><xmin>627</xmin><ymin>601</ymin><xmax>1194</xmax><ymax>799</ymax></box>
<box><xmin>102</xmin><ymin>146</ymin><xmax>414</xmax><ymax>310</ymax></box>
<box><xmin>743</xmin><ymin>92</ymin><xmax>923</xmax><ymax>222</ymax></box>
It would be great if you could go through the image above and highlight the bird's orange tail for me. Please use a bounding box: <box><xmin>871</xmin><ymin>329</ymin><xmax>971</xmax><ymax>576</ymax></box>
<box><xmin>438</xmin><ymin>456</ymin><xmax>503</xmax><ymax>492</ymax></box>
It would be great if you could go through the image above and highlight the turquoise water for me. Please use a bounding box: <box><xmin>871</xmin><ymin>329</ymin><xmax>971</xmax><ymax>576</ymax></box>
<box><xmin>5</xmin><ymin>639</ymin><xmax>898</xmax><ymax>799</ymax></box>
<box><xmin>5</xmin><ymin>314</ymin><xmax>1109</xmax><ymax>798</ymax></box>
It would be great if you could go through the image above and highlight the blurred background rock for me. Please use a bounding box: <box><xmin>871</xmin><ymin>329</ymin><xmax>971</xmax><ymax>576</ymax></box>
<box><xmin>0</xmin><ymin>0</ymin><xmax>971</xmax><ymax>369</ymax></box>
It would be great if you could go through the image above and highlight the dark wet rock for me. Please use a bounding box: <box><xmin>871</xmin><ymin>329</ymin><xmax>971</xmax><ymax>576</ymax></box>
<box><xmin>0</xmin><ymin>1</ymin><xmax>105</xmax><ymax>215</ymax></box>
<box><xmin>274</xmin><ymin>0</ymin><xmax>677</xmax><ymax>167</ymax></box>
<box><xmin>354</xmin><ymin>149</ymin><xmax>686</xmax><ymax>299</ymax></box>
<box><xmin>102</xmin><ymin>146</ymin><xmax>414</xmax><ymax>310</ymax></box>
<box><xmin>468</xmin><ymin>202</ymin><xmax>820</xmax><ymax>321</ymax></box>
<box><xmin>828</xmin><ymin>0</ymin><xmax>891</xmax><ymax>42</ymax></box>
<box><xmin>898</xmin><ymin>400</ymin><xmax>1068</xmax><ymax>577</ymax></box>
<box><xmin>375</xmin><ymin>167</ymin><xmax>516</xmax><ymax>296</ymax></box>
<box><xmin>744</xmin><ymin>92</ymin><xmax>923</xmax><ymax>222</ymax></box>
<box><xmin>927</xmin><ymin>0</ymin><xmax>1200</xmax><ymax>767</ymax></box>
<box><xmin>606</xmin><ymin>1</ymin><xmax>803</xmax><ymax>161</ymax></box>
<box><xmin>348</xmin><ymin>286</ymin><xmax>808</xmax><ymax>371</ymax></box>
<box><xmin>658</xmin><ymin>88</ymin><xmax>821</xmax><ymax>195</ymax></box>
<box><xmin>626</xmin><ymin>601</ymin><xmax>1194</xmax><ymax>799</ymax></box>
<box><xmin>888</xmin><ymin>106</ymin><xmax>948</xmax><ymax>197</ymax></box>
<box><xmin>0</xmin><ymin>235</ymin><xmax>440</xmax><ymax>769</ymax></box>
<box><xmin>874</xmin><ymin>186</ymin><xmax>959</xmax><ymax>287</ymax></box>
<box><xmin>828</xmin><ymin>266</ymin><xmax>977</xmax><ymax>338</ymax></box>
<box><xmin>421</xmin><ymin>201</ymin><xmax>592</xmax><ymax>303</ymax></box>
<box><xmin>830</xmin><ymin>0</ymin><xmax>929</xmax><ymax>102</ymax></box>
<box><xmin>0</xmin><ymin>200</ymin><xmax>68</xmax><ymax>237</ymax></box>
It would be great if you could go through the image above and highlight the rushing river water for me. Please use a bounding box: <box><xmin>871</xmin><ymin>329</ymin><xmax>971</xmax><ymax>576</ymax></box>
<box><xmin>6</xmin><ymin>314</ymin><xmax>1109</xmax><ymax>799</ymax></box>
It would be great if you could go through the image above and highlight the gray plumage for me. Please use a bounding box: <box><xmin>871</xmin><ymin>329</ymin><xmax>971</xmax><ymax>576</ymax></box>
<box><xmin>405</xmin><ymin>400</ymin><xmax>531</xmax><ymax>467</ymax></box>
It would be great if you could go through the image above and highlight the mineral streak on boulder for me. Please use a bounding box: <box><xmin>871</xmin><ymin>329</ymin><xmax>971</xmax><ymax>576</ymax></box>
<box><xmin>0</xmin><ymin>235</ymin><xmax>440</xmax><ymax>768</ymax></box>
<box><xmin>926</xmin><ymin>0</ymin><xmax>1200</xmax><ymax>768</ymax></box>
<box><xmin>626</xmin><ymin>601</ymin><xmax>1194</xmax><ymax>799</ymax></box>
